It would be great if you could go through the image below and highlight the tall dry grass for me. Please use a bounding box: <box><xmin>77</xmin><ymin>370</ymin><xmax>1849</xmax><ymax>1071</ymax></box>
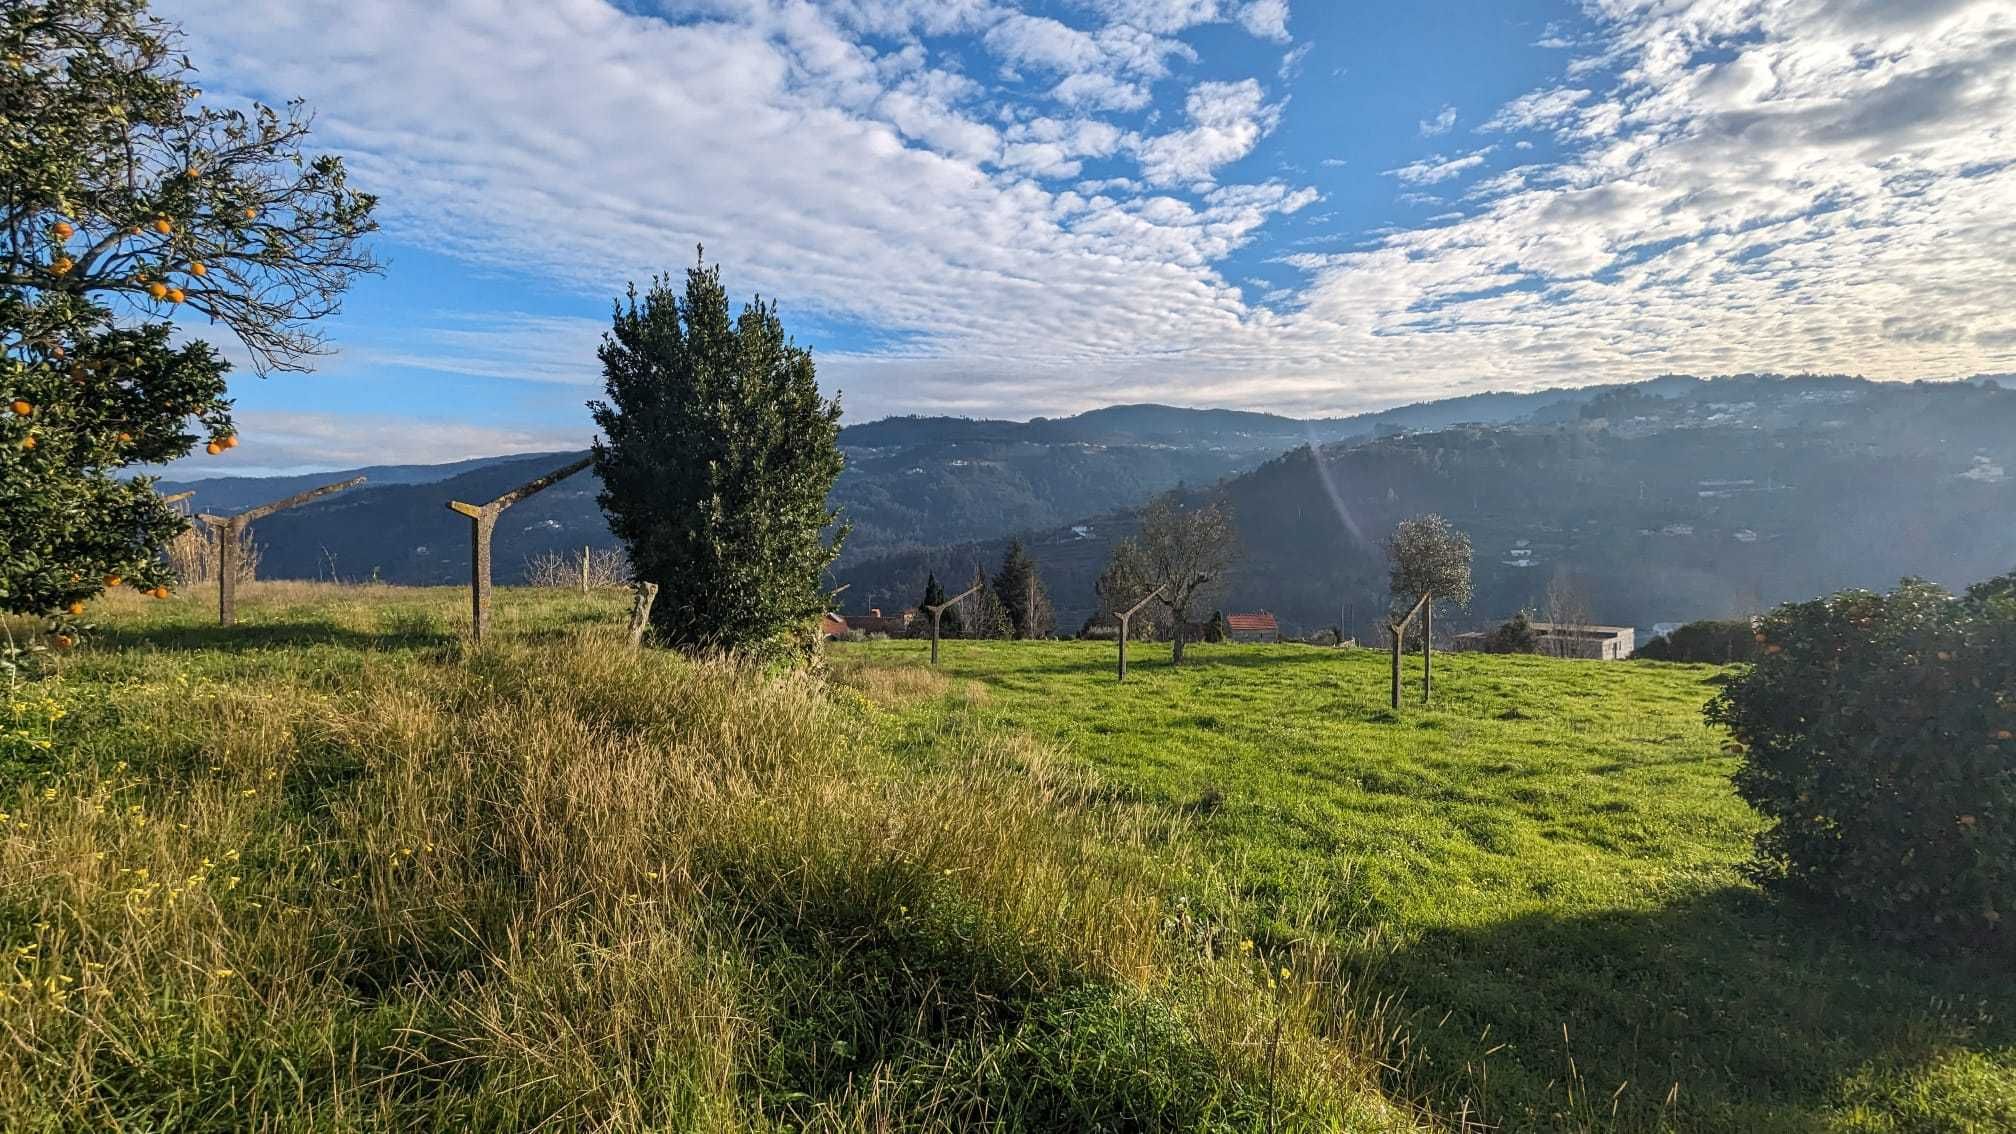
<box><xmin>0</xmin><ymin>605</ymin><xmax>1419</xmax><ymax>1131</ymax></box>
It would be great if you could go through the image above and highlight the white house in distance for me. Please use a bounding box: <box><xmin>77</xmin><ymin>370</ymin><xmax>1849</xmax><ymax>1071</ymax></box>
<box><xmin>1453</xmin><ymin>621</ymin><xmax>1636</xmax><ymax>660</ymax></box>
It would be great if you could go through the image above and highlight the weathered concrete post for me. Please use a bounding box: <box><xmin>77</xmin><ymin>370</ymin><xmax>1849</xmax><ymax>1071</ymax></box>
<box><xmin>1386</xmin><ymin>592</ymin><xmax>1430</xmax><ymax>710</ymax></box>
<box><xmin>924</xmin><ymin>580</ymin><xmax>984</xmax><ymax>665</ymax></box>
<box><xmin>1423</xmin><ymin>601</ymin><xmax>1433</xmax><ymax>704</ymax></box>
<box><xmin>627</xmin><ymin>581</ymin><xmax>659</xmax><ymax>647</ymax></box>
<box><xmin>446</xmin><ymin>456</ymin><xmax>591</xmax><ymax>642</ymax></box>
<box><xmin>196</xmin><ymin>476</ymin><xmax>365</xmax><ymax>627</ymax></box>
<box><xmin>1116</xmin><ymin>584</ymin><xmax>1166</xmax><ymax>683</ymax></box>
<box><xmin>1389</xmin><ymin>624</ymin><xmax>1402</xmax><ymax>709</ymax></box>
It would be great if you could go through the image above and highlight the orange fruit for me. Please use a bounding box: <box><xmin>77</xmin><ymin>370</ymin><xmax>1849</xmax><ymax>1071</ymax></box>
<box><xmin>117</xmin><ymin>431</ymin><xmax>133</xmax><ymax>444</ymax></box>
<box><xmin>20</xmin><ymin>435</ymin><xmax>35</xmax><ymax>450</ymax></box>
<box><xmin>66</xmin><ymin>601</ymin><xmax>85</xmax><ymax>616</ymax></box>
<box><xmin>50</xmin><ymin>345</ymin><xmax>64</xmax><ymax>358</ymax></box>
<box><xmin>51</xmin><ymin>256</ymin><xmax>73</xmax><ymax>276</ymax></box>
<box><xmin>104</xmin><ymin>574</ymin><xmax>122</xmax><ymax>587</ymax></box>
<box><xmin>52</xmin><ymin>634</ymin><xmax>75</xmax><ymax>651</ymax></box>
<box><xmin>206</xmin><ymin>441</ymin><xmax>223</xmax><ymax>455</ymax></box>
<box><xmin>166</xmin><ymin>287</ymin><xmax>185</xmax><ymax>304</ymax></box>
<box><xmin>147</xmin><ymin>281</ymin><xmax>168</xmax><ymax>300</ymax></box>
<box><xmin>222</xmin><ymin>434</ymin><xmax>238</xmax><ymax>449</ymax></box>
<box><xmin>190</xmin><ymin>261</ymin><xmax>207</xmax><ymax>277</ymax></box>
<box><xmin>185</xmin><ymin>165</ymin><xmax>201</xmax><ymax>179</ymax></box>
<box><xmin>53</xmin><ymin>221</ymin><xmax>73</xmax><ymax>239</ymax></box>
<box><xmin>153</xmin><ymin>217</ymin><xmax>173</xmax><ymax>234</ymax></box>
<box><xmin>8</xmin><ymin>399</ymin><xmax>29</xmax><ymax>416</ymax></box>
<box><xmin>150</xmin><ymin>587</ymin><xmax>169</xmax><ymax>600</ymax></box>
<box><xmin>128</xmin><ymin>226</ymin><xmax>142</xmax><ymax>236</ymax></box>
<box><xmin>243</xmin><ymin>207</ymin><xmax>259</xmax><ymax>220</ymax></box>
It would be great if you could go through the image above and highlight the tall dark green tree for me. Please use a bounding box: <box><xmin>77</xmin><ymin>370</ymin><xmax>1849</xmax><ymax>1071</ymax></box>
<box><xmin>991</xmin><ymin>540</ymin><xmax>1053</xmax><ymax>639</ymax></box>
<box><xmin>590</xmin><ymin>255</ymin><xmax>846</xmax><ymax>659</ymax></box>
<box><xmin>917</xmin><ymin>570</ymin><xmax>960</xmax><ymax>637</ymax></box>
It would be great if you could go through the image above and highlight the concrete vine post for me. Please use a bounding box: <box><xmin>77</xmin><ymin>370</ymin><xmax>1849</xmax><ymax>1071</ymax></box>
<box><xmin>924</xmin><ymin>580</ymin><xmax>984</xmax><ymax>665</ymax></box>
<box><xmin>627</xmin><ymin>581</ymin><xmax>659</xmax><ymax>647</ymax></box>
<box><xmin>1116</xmin><ymin>584</ymin><xmax>1166</xmax><ymax>683</ymax></box>
<box><xmin>195</xmin><ymin>476</ymin><xmax>365</xmax><ymax>626</ymax></box>
<box><xmin>1386</xmin><ymin>592</ymin><xmax>1430</xmax><ymax>710</ymax></box>
<box><xmin>445</xmin><ymin>456</ymin><xmax>591</xmax><ymax>642</ymax></box>
<box><xmin>1423</xmin><ymin>601</ymin><xmax>1433</xmax><ymax>703</ymax></box>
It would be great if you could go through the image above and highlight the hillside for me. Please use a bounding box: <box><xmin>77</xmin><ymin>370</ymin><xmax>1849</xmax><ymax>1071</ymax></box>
<box><xmin>834</xmin><ymin>639</ymin><xmax>2015</xmax><ymax>1131</ymax></box>
<box><xmin>157</xmin><ymin>389</ymin><xmax>1606</xmax><ymax>586</ymax></box>
<box><xmin>10</xmin><ymin>589</ymin><xmax>2004</xmax><ymax>1129</ymax></box>
<box><xmin>836</xmin><ymin>375</ymin><xmax>2016</xmax><ymax>635</ymax></box>
<box><xmin>0</xmin><ymin>586</ymin><xmax>1418</xmax><ymax>1130</ymax></box>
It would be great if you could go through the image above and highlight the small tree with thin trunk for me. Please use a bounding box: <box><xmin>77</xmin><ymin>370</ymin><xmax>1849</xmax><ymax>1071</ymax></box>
<box><xmin>1386</xmin><ymin>515</ymin><xmax>1472</xmax><ymax>703</ymax></box>
<box><xmin>1103</xmin><ymin>491</ymin><xmax>1241</xmax><ymax>666</ymax></box>
<box><xmin>590</xmin><ymin>253</ymin><xmax>847</xmax><ymax>662</ymax></box>
<box><xmin>991</xmin><ymin>540</ymin><xmax>1054</xmax><ymax>640</ymax></box>
<box><xmin>1388</xmin><ymin>514</ymin><xmax>1473</xmax><ymax>623</ymax></box>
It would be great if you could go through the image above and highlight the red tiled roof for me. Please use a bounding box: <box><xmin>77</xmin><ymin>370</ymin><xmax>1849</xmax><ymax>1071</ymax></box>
<box><xmin>1225</xmin><ymin>612</ymin><xmax>1277</xmax><ymax>632</ymax></box>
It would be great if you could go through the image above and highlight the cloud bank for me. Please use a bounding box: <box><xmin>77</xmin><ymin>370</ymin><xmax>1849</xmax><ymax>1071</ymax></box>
<box><xmin>158</xmin><ymin>0</ymin><xmax>2016</xmax><ymax>430</ymax></box>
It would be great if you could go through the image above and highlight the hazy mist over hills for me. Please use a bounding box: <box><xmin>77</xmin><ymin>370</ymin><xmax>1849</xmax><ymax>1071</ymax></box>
<box><xmin>158</xmin><ymin>374</ymin><xmax>2016</xmax><ymax>636</ymax></box>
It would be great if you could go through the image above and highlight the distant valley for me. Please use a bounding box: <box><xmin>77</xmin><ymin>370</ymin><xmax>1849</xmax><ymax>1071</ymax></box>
<box><xmin>157</xmin><ymin>375</ymin><xmax>2016</xmax><ymax>638</ymax></box>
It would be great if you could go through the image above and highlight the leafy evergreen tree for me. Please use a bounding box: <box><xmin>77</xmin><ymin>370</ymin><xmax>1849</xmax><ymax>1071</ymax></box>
<box><xmin>917</xmin><ymin>570</ymin><xmax>961</xmax><ymax>637</ymax></box>
<box><xmin>1483</xmin><ymin>611</ymin><xmax>1539</xmax><ymax>654</ymax></box>
<box><xmin>990</xmin><ymin>540</ymin><xmax>1053</xmax><ymax>639</ymax></box>
<box><xmin>1</xmin><ymin>0</ymin><xmax>377</xmax><ymax>633</ymax></box>
<box><xmin>590</xmin><ymin>255</ymin><xmax>847</xmax><ymax>660</ymax></box>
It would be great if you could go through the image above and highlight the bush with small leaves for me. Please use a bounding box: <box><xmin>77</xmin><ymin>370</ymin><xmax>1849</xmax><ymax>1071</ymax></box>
<box><xmin>1707</xmin><ymin>573</ymin><xmax>2016</xmax><ymax>944</ymax></box>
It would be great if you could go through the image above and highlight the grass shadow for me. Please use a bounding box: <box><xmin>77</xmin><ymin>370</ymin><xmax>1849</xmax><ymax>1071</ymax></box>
<box><xmin>92</xmin><ymin>620</ymin><xmax>458</xmax><ymax>655</ymax></box>
<box><xmin>1386</xmin><ymin>886</ymin><xmax>2014</xmax><ymax>1131</ymax></box>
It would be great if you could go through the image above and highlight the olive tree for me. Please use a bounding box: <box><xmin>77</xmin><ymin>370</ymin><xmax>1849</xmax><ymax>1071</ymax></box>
<box><xmin>1385</xmin><ymin>514</ymin><xmax>1472</xmax><ymax>704</ymax></box>
<box><xmin>1102</xmin><ymin>492</ymin><xmax>1241</xmax><ymax>666</ymax></box>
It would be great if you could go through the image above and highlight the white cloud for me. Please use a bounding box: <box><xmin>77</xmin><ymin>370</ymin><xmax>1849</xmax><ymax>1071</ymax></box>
<box><xmin>152</xmin><ymin>0</ymin><xmax>2016</xmax><ymax>439</ymax></box>
<box><xmin>166</xmin><ymin>411</ymin><xmax>586</xmax><ymax>475</ymax></box>
<box><xmin>1049</xmin><ymin>71</ymin><xmax>1152</xmax><ymax>112</ymax></box>
<box><xmin>1418</xmin><ymin>103</ymin><xmax>1457</xmax><ymax>136</ymax></box>
<box><xmin>1278</xmin><ymin>42</ymin><xmax>1311</xmax><ymax>81</ymax></box>
<box><xmin>1387</xmin><ymin>148</ymin><xmax>1493</xmax><ymax>184</ymax></box>
<box><xmin>1132</xmin><ymin>78</ymin><xmax>1284</xmax><ymax>186</ymax></box>
<box><xmin>1479</xmin><ymin>87</ymin><xmax>1590</xmax><ymax>132</ymax></box>
<box><xmin>1237</xmin><ymin>0</ymin><xmax>1292</xmax><ymax>43</ymax></box>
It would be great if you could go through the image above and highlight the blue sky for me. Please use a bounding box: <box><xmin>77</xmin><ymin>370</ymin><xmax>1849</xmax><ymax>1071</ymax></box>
<box><xmin>154</xmin><ymin>0</ymin><xmax>2016</xmax><ymax>473</ymax></box>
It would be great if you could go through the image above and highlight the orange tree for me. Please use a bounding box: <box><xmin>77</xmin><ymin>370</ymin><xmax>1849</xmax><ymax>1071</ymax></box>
<box><xmin>1</xmin><ymin>0</ymin><xmax>377</xmax><ymax>630</ymax></box>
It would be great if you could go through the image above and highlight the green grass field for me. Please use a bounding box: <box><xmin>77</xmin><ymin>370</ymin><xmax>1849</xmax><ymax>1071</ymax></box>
<box><xmin>833</xmin><ymin>638</ymin><xmax>2016</xmax><ymax>1132</ymax></box>
<box><xmin>3</xmin><ymin>586</ymin><xmax>2009</xmax><ymax>1131</ymax></box>
<box><xmin>1</xmin><ymin>585</ymin><xmax>1413</xmax><ymax>1132</ymax></box>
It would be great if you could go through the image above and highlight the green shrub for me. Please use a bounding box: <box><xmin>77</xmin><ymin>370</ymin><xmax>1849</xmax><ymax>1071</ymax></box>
<box><xmin>1707</xmin><ymin>574</ymin><xmax>2016</xmax><ymax>942</ymax></box>
<box><xmin>1481</xmin><ymin>612</ymin><xmax>1538</xmax><ymax>654</ymax></box>
<box><xmin>1636</xmin><ymin>619</ymin><xmax>1761</xmax><ymax>662</ymax></box>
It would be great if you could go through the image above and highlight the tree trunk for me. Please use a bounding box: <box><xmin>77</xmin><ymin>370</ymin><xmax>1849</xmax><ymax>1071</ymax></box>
<box><xmin>1171</xmin><ymin>619</ymin><xmax>1187</xmax><ymax>667</ymax></box>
